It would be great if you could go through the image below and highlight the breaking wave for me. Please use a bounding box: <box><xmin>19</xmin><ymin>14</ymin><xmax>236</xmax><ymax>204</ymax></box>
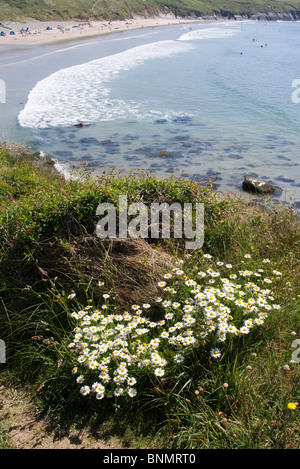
<box><xmin>18</xmin><ymin>40</ymin><xmax>193</xmax><ymax>128</ymax></box>
<box><xmin>178</xmin><ymin>26</ymin><xmax>240</xmax><ymax>41</ymax></box>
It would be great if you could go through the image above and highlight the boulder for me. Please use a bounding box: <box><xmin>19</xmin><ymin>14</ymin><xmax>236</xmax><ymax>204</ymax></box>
<box><xmin>74</xmin><ymin>122</ymin><xmax>92</xmax><ymax>128</ymax></box>
<box><xmin>152</xmin><ymin>150</ymin><xmax>174</xmax><ymax>158</ymax></box>
<box><xmin>242</xmin><ymin>176</ymin><xmax>275</xmax><ymax>194</ymax></box>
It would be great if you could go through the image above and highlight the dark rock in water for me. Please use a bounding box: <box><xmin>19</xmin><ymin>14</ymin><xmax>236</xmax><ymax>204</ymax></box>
<box><xmin>152</xmin><ymin>150</ymin><xmax>174</xmax><ymax>158</ymax></box>
<box><xmin>242</xmin><ymin>176</ymin><xmax>275</xmax><ymax>194</ymax></box>
<box><xmin>99</xmin><ymin>140</ymin><xmax>120</xmax><ymax>155</ymax></box>
<box><xmin>79</xmin><ymin>137</ymin><xmax>99</xmax><ymax>145</ymax></box>
<box><xmin>74</xmin><ymin>122</ymin><xmax>92</xmax><ymax>128</ymax></box>
<box><xmin>172</xmin><ymin>116</ymin><xmax>192</xmax><ymax>124</ymax></box>
<box><xmin>99</xmin><ymin>140</ymin><xmax>118</xmax><ymax>146</ymax></box>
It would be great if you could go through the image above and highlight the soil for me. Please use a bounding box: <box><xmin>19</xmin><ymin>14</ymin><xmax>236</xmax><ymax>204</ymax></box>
<box><xmin>0</xmin><ymin>384</ymin><xmax>121</xmax><ymax>449</ymax></box>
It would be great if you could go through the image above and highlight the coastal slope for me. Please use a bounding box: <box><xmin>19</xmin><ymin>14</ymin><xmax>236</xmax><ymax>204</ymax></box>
<box><xmin>1</xmin><ymin>0</ymin><xmax>300</xmax><ymax>21</ymax></box>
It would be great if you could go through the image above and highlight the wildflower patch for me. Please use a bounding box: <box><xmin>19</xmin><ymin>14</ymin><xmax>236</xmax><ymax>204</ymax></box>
<box><xmin>68</xmin><ymin>252</ymin><xmax>282</xmax><ymax>400</ymax></box>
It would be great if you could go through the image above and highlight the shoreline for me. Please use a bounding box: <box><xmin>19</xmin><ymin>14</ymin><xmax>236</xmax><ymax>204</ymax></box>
<box><xmin>1</xmin><ymin>18</ymin><xmax>299</xmax><ymax>211</ymax></box>
<box><xmin>0</xmin><ymin>15</ymin><xmax>204</xmax><ymax>47</ymax></box>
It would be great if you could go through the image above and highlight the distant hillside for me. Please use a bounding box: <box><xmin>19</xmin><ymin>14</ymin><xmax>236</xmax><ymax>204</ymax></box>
<box><xmin>1</xmin><ymin>0</ymin><xmax>300</xmax><ymax>22</ymax></box>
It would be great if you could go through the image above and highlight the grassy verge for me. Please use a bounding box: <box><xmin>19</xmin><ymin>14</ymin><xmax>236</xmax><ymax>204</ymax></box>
<box><xmin>0</xmin><ymin>141</ymin><xmax>299</xmax><ymax>449</ymax></box>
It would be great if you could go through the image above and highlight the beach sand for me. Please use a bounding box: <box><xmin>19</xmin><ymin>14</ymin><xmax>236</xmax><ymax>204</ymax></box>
<box><xmin>0</xmin><ymin>15</ymin><xmax>202</xmax><ymax>46</ymax></box>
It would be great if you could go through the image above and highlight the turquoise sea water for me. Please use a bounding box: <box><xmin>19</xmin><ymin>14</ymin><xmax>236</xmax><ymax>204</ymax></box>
<box><xmin>1</xmin><ymin>20</ymin><xmax>300</xmax><ymax>207</ymax></box>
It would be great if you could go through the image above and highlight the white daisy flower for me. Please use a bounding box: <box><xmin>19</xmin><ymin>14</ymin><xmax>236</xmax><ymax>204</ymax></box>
<box><xmin>210</xmin><ymin>348</ymin><xmax>221</xmax><ymax>358</ymax></box>
<box><xmin>128</xmin><ymin>388</ymin><xmax>137</xmax><ymax>397</ymax></box>
<box><xmin>80</xmin><ymin>385</ymin><xmax>90</xmax><ymax>396</ymax></box>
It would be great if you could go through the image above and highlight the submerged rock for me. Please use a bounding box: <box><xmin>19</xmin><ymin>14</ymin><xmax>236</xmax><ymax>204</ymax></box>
<box><xmin>173</xmin><ymin>116</ymin><xmax>192</xmax><ymax>125</ymax></box>
<box><xmin>152</xmin><ymin>150</ymin><xmax>174</xmax><ymax>158</ymax></box>
<box><xmin>99</xmin><ymin>140</ymin><xmax>118</xmax><ymax>146</ymax></box>
<box><xmin>155</xmin><ymin>119</ymin><xmax>168</xmax><ymax>124</ymax></box>
<box><xmin>79</xmin><ymin>137</ymin><xmax>99</xmax><ymax>144</ymax></box>
<box><xmin>242</xmin><ymin>176</ymin><xmax>275</xmax><ymax>194</ymax></box>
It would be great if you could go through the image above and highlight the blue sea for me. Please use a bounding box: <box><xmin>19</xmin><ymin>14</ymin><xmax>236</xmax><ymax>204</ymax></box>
<box><xmin>1</xmin><ymin>20</ymin><xmax>300</xmax><ymax>207</ymax></box>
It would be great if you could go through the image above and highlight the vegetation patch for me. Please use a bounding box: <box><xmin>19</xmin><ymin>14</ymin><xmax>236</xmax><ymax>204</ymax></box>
<box><xmin>0</xmin><ymin>142</ymin><xmax>299</xmax><ymax>449</ymax></box>
<box><xmin>2</xmin><ymin>0</ymin><xmax>300</xmax><ymax>21</ymax></box>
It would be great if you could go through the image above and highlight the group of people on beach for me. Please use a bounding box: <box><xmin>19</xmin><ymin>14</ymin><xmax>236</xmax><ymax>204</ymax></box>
<box><xmin>0</xmin><ymin>22</ymin><xmax>97</xmax><ymax>38</ymax></box>
<box><xmin>0</xmin><ymin>24</ymin><xmax>31</xmax><ymax>37</ymax></box>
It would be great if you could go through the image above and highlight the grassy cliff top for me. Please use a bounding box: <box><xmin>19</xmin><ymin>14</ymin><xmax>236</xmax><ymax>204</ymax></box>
<box><xmin>0</xmin><ymin>142</ymin><xmax>299</xmax><ymax>449</ymax></box>
<box><xmin>1</xmin><ymin>0</ymin><xmax>300</xmax><ymax>21</ymax></box>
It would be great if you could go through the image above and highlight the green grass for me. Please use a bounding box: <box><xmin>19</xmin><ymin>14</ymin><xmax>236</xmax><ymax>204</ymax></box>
<box><xmin>1</xmin><ymin>0</ymin><xmax>300</xmax><ymax>21</ymax></box>
<box><xmin>0</xmin><ymin>141</ymin><xmax>299</xmax><ymax>449</ymax></box>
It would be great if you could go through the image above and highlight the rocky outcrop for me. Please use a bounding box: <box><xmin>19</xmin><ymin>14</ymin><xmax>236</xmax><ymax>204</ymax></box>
<box><xmin>74</xmin><ymin>122</ymin><xmax>92</xmax><ymax>128</ymax></box>
<box><xmin>242</xmin><ymin>176</ymin><xmax>275</xmax><ymax>194</ymax></box>
<box><xmin>248</xmin><ymin>11</ymin><xmax>300</xmax><ymax>21</ymax></box>
<box><xmin>216</xmin><ymin>11</ymin><xmax>300</xmax><ymax>21</ymax></box>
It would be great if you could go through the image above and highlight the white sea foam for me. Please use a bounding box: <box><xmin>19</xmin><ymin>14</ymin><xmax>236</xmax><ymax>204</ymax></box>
<box><xmin>178</xmin><ymin>27</ymin><xmax>240</xmax><ymax>41</ymax></box>
<box><xmin>18</xmin><ymin>40</ymin><xmax>193</xmax><ymax>128</ymax></box>
<box><xmin>53</xmin><ymin>159</ymin><xmax>74</xmax><ymax>180</ymax></box>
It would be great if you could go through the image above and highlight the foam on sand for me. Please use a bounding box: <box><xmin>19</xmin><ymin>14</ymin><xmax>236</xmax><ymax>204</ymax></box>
<box><xmin>178</xmin><ymin>26</ymin><xmax>240</xmax><ymax>41</ymax></box>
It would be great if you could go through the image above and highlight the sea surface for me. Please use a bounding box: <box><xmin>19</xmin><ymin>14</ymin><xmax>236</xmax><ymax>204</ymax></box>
<box><xmin>1</xmin><ymin>20</ymin><xmax>300</xmax><ymax>208</ymax></box>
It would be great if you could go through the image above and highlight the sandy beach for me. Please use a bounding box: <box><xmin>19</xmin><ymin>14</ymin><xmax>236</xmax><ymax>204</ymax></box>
<box><xmin>0</xmin><ymin>15</ymin><xmax>202</xmax><ymax>46</ymax></box>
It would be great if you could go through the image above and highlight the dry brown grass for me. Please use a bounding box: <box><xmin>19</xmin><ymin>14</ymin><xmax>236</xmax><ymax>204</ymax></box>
<box><xmin>61</xmin><ymin>235</ymin><xmax>175</xmax><ymax>308</ymax></box>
